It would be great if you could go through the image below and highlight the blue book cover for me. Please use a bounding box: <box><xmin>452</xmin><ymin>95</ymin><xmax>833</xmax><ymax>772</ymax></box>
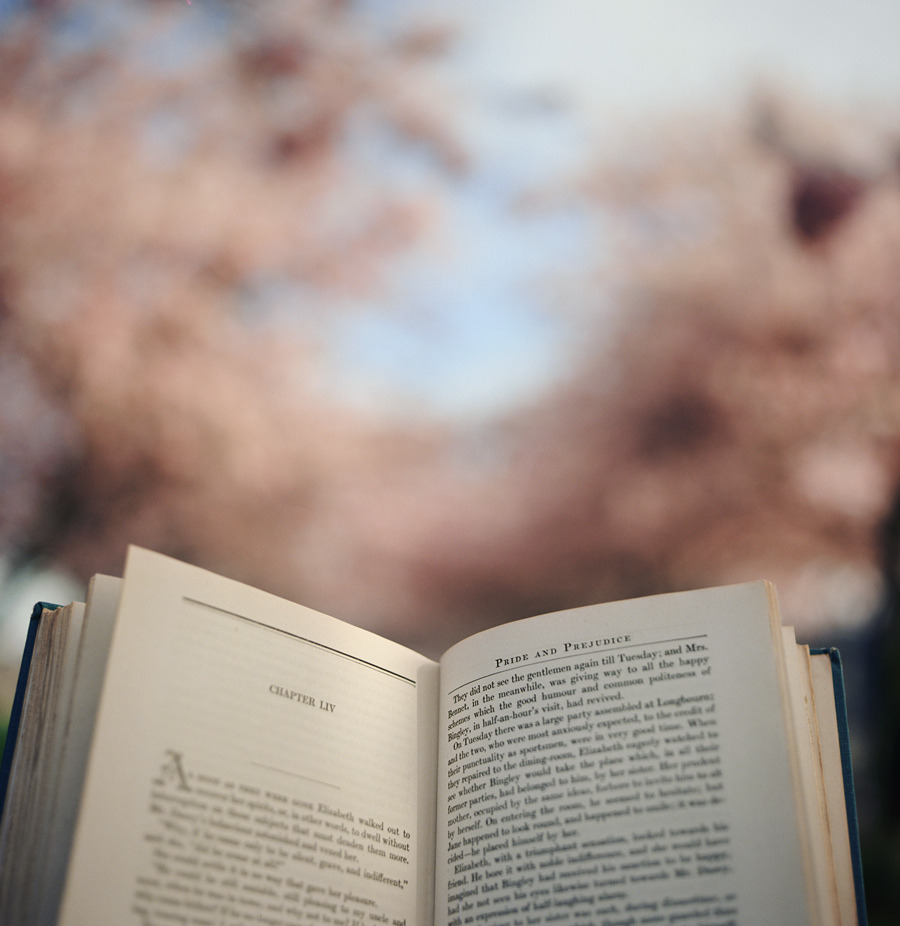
<box><xmin>0</xmin><ymin>602</ymin><xmax>58</xmax><ymax>819</ymax></box>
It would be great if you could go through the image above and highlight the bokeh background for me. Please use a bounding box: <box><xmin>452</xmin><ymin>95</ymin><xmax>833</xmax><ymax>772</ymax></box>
<box><xmin>1</xmin><ymin>0</ymin><xmax>899</xmax><ymax>920</ymax></box>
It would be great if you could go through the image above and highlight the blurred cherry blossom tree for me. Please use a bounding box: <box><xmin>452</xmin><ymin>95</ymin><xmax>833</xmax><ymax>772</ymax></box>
<box><xmin>3</xmin><ymin>0</ymin><xmax>900</xmax><ymax>658</ymax></box>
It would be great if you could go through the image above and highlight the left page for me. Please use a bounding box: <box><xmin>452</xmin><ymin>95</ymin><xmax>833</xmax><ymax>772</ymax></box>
<box><xmin>0</xmin><ymin>603</ymin><xmax>84</xmax><ymax>923</ymax></box>
<box><xmin>38</xmin><ymin>575</ymin><xmax>123</xmax><ymax>926</ymax></box>
<box><xmin>58</xmin><ymin>547</ymin><xmax>439</xmax><ymax>926</ymax></box>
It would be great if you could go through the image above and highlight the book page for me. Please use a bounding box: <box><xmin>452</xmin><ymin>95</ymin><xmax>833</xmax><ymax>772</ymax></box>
<box><xmin>0</xmin><ymin>603</ymin><xmax>84</xmax><ymax>923</ymax></box>
<box><xmin>26</xmin><ymin>602</ymin><xmax>87</xmax><ymax>924</ymax></box>
<box><xmin>58</xmin><ymin>547</ymin><xmax>439</xmax><ymax>926</ymax></box>
<box><xmin>809</xmin><ymin>653</ymin><xmax>859</xmax><ymax>926</ymax></box>
<box><xmin>38</xmin><ymin>575</ymin><xmax>123</xmax><ymax>926</ymax></box>
<box><xmin>434</xmin><ymin>583</ymin><xmax>814</xmax><ymax>926</ymax></box>
<box><xmin>780</xmin><ymin>632</ymin><xmax>839</xmax><ymax>925</ymax></box>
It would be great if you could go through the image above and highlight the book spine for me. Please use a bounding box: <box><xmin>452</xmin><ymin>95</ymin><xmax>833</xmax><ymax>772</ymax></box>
<box><xmin>0</xmin><ymin>602</ymin><xmax>57</xmax><ymax>820</ymax></box>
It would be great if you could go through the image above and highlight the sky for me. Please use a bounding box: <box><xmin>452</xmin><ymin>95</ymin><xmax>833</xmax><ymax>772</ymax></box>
<box><xmin>6</xmin><ymin>0</ymin><xmax>897</xmax><ymax>423</ymax></box>
<box><xmin>328</xmin><ymin>0</ymin><xmax>900</xmax><ymax>421</ymax></box>
<box><xmin>425</xmin><ymin>0</ymin><xmax>900</xmax><ymax>115</ymax></box>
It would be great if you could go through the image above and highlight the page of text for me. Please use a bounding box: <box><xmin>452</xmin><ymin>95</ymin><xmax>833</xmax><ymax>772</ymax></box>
<box><xmin>59</xmin><ymin>547</ymin><xmax>439</xmax><ymax>926</ymax></box>
<box><xmin>435</xmin><ymin>583</ymin><xmax>812</xmax><ymax>926</ymax></box>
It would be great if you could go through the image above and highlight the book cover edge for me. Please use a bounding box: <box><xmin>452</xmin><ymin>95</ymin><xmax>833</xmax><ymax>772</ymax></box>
<box><xmin>0</xmin><ymin>601</ymin><xmax>59</xmax><ymax>821</ymax></box>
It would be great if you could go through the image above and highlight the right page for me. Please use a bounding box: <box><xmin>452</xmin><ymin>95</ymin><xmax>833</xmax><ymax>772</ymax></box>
<box><xmin>434</xmin><ymin>582</ymin><xmax>822</xmax><ymax>926</ymax></box>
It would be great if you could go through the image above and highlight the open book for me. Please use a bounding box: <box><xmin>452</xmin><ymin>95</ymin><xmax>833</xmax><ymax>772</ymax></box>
<box><xmin>0</xmin><ymin>546</ymin><xmax>865</xmax><ymax>925</ymax></box>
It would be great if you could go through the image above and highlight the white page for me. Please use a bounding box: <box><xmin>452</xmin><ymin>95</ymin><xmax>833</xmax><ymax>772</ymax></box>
<box><xmin>0</xmin><ymin>604</ymin><xmax>83</xmax><ymax>922</ymax></box>
<box><xmin>809</xmin><ymin>653</ymin><xmax>858</xmax><ymax>926</ymax></box>
<box><xmin>59</xmin><ymin>547</ymin><xmax>438</xmax><ymax>926</ymax></box>
<box><xmin>434</xmin><ymin>582</ymin><xmax>814</xmax><ymax>925</ymax></box>
<box><xmin>781</xmin><ymin>632</ymin><xmax>839</xmax><ymax>926</ymax></box>
<box><xmin>38</xmin><ymin>575</ymin><xmax>122</xmax><ymax>926</ymax></box>
<box><xmin>28</xmin><ymin>602</ymin><xmax>85</xmax><ymax>921</ymax></box>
